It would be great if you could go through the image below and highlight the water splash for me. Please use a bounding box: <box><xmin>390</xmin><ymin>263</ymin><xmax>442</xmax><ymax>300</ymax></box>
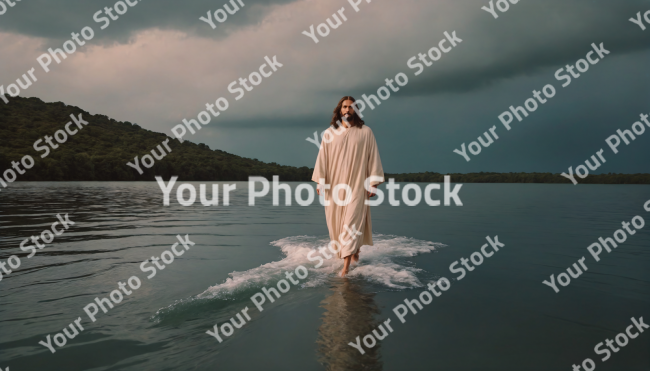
<box><xmin>153</xmin><ymin>234</ymin><xmax>443</xmax><ymax>321</ymax></box>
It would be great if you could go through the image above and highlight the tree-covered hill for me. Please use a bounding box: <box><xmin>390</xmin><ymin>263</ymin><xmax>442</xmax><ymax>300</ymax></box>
<box><xmin>0</xmin><ymin>96</ymin><xmax>312</xmax><ymax>181</ymax></box>
<box><xmin>0</xmin><ymin>96</ymin><xmax>648</xmax><ymax>183</ymax></box>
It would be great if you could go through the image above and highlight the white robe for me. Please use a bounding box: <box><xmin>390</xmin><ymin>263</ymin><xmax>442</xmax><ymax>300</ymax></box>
<box><xmin>312</xmin><ymin>124</ymin><xmax>384</xmax><ymax>259</ymax></box>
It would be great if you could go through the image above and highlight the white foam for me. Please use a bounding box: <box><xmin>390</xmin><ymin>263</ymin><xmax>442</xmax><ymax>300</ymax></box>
<box><xmin>196</xmin><ymin>234</ymin><xmax>444</xmax><ymax>299</ymax></box>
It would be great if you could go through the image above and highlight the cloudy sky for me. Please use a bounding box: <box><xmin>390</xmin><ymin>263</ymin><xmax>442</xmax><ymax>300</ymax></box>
<box><xmin>1</xmin><ymin>0</ymin><xmax>649</xmax><ymax>173</ymax></box>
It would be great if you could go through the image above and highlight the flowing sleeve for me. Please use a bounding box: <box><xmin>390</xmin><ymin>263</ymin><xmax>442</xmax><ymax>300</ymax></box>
<box><xmin>312</xmin><ymin>133</ymin><xmax>328</xmax><ymax>184</ymax></box>
<box><xmin>366</xmin><ymin>128</ymin><xmax>384</xmax><ymax>187</ymax></box>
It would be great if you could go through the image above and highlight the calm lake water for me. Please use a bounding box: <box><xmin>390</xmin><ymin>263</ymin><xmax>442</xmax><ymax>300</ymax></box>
<box><xmin>1</xmin><ymin>182</ymin><xmax>649</xmax><ymax>371</ymax></box>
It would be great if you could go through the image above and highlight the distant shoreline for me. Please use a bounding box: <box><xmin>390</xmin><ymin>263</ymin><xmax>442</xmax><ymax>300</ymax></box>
<box><xmin>383</xmin><ymin>172</ymin><xmax>650</xmax><ymax>184</ymax></box>
<box><xmin>8</xmin><ymin>172</ymin><xmax>650</xmax><ymax>185</ymax></box>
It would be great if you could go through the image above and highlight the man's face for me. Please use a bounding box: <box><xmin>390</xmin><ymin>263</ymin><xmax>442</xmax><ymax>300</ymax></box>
<box><xmin>340</xmin><ymin>100</ymin><xmax>355</xmax><ymax>121</ymax></box>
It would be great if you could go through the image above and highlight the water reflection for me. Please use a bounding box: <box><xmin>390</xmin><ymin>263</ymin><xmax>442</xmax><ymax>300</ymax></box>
<box><xmin>316</xmin><ymin>278</ymin><xmax>383</xmax><ymax>371</ymax></box>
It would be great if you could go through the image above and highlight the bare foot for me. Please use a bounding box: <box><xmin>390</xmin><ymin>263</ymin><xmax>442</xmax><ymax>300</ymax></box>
<box><xmin>340</xmin><ymin>256</ymin><xmax>352</xmax><ymax>277</ymax></box>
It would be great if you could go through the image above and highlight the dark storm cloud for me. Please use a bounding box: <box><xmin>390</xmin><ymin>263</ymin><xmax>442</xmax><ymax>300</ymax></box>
<box><xmin>0</xmin><ymin>0</ymin><xmax>298</xmax><ymax>43</ymax></box>
<box><xmin>353</xmin><ymin>0</ymin><xmax>650</xmax><ymax>97</ymax></box>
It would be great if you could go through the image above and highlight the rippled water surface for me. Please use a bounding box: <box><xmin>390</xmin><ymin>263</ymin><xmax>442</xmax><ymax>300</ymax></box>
<box><xmin>1</xmin><ymin>182</ymin><xmax>649</xmax><ymax>370</ymax></box>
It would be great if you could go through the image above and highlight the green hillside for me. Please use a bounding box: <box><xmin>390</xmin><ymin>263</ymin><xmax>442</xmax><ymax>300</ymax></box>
<box><xmin>0</xmin><ymin>96</ymin><xmax>312</xmax><ymax>181</ymax></box>
<box><xmin>0</xmin><ymin>96</ymin><xmax>647</xmax><ymax>184</ymax></box>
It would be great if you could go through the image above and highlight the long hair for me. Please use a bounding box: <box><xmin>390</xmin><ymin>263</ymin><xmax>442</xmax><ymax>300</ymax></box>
<box><xmin>330</xmin><ymin>96</ymin><xmax>365</xmax><ymax>129</ymax></box>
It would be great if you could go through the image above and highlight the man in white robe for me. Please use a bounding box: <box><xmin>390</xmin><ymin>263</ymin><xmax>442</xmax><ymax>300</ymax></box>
<box><xmin>312</xmin><ymin>97</ymin><xmax>384</xmax><ymax>277</ymax></box>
